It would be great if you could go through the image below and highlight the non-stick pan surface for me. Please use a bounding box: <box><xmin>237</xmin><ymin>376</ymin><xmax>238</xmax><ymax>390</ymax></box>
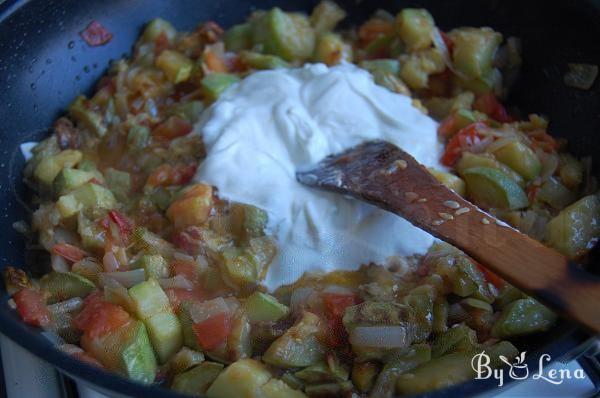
<box><xmin>0</xmin><ymin>0</ymin><xmax>598</xmax><ymax>396</ymax></box>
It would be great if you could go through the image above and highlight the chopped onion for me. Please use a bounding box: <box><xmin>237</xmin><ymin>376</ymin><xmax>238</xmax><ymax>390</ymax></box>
<box><xmin>469</xmin><ymin>136</ymin><xmax>494</xmax><ymax>154</ymax></box>
<box><xmin>189</xmin><ymin>297</ymin><xmax>229</xmax><ymax>324</ymax></box>
<box><xmin>48</xmin><ymin>297</ymin><xmax>84</xmax><ymax>315</ymax></box>
<box><xmin>103</xmin><ymin>251</ymin><xmax>120</xmax><ymax>272</ymax></box>
<box><xmin>103</xmin><ymin>278</ymin><xmax>136</xmax><ymax>312</ymax></box>
<box><xmin>349</xmin><ymin>326</ymin><xmax>409</xmax><ymax>348</ymax></box>
<box><xmin>158</xmin><ymin>275</ymin><xmax>194</xmax><ymax>291</ymax></box>
<box><xmin>100</xmin><ymin>269</ymin><xmax>146</xmax><ymax>288</ymax></box>
<box><xmin>51</xmin><ymin>253</ymin><xmax>70</xmax><ymax>273</ymax></box>
<box><xmin>290</xmin><ymin>287</ymin><xmax>316</xmax><ymax>313</ymax></box>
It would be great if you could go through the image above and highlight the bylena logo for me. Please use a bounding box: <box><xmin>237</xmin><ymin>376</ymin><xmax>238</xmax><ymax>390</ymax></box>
<box><xmin>471</xmin><ymin>351</ymin><xmax>586</xmax><ymax>387</ymax></box>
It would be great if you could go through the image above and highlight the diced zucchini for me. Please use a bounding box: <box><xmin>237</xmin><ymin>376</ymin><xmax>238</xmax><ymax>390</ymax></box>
<box><xmin>351</xmin><ymin>362</ymin><xmax>379</xmax><ymax>394</ymax></box>
<box><xmin>53</xmin><ymin>168</ymin><xmax>95</xmax><ymax>196</ymax></box>
<box><xmin>395</xmin><ymin>8</ymin><xmax>435</xmax><ymax>51</ymax></box>
<box><xmin>240</xmin><ymin>51</ymin><xmax>290</xmax><ymax>70</ymax></box>
<box><xmin>395</xmin><ymin>352</ymin><xmax>474</xmax><ymax>395</ymax></box>
<box><xmin>39</xmin><ymin>271</ymin><xmax>95</xmax><ymax>304</ymax></box>
<box><xmin>243</xmin><ymin>291</ymin><xmax>289</xmax><ymax>323</ymax></box>
<box><xmin>403</xmin><ymin>285</ymin><xmax>435</xmax><ymax>342</ymax></box>
<box><xmin>34</xmin><ymin>150</ymin><xmax>83</xmax><ymax>186</ymax></box>
<box><xmin>172</xmin><ymin>361</ymin><xmax>224</xmax><ymax>396</ymax></box>
<box><xmin>295</xmin><ymin>359</ymin><xmax>349</xmax><ymax>383</ymax></box>
<box><xmin>129</xmin><ymin>279</ymin><xmax>183</xmax><ymax>363</ymax></box>
<box><xmin>449</xmin><ymin>27</ymin><xmax>502</xmax><ymax>79</ymax></box>
<box><xmin>431</xmin><ymin>324</ymin><xmax>477</xmax><ymax>358</ymax></box>
<box><xmin>206</xmin><ymin>359</ymin><xmax>272</xmax><ymax>398</ymax></box>
<box><xmin>310</xmin><ymin>0</ymin><xmax>346</xmax><ymax>33</ymax></box>
<box><xmin>57</xmin><ymin>182</ymin><xmax>116</xmax><ymax>218</ymax></box>
<box><xmin>201</xmin><ymin>73</ymin><xmax>240</xmax><ymax>102</ymax></box>
<box><xmin>177</xmin><ymin>301</ymin><xmax>203</xmax><ymax>351</ymax></box>
<box><xmin>104</xmin><ymin>168</ymin><xmax>131</xmax><ymax>203</ymax></box>
<box><xmin>313</xmin><ymin>32</ymin><xmax>351</xmax><ymax>66</ymax></box>
<box><xmin>360</xmin><ymin>59</ymin><xmax>400</xmax><ymax>76</ymax></box>
<box><xmin>263</xmin><ymin>311</ymin><xmax>324</xmax><ymax>368</ymax></box>
<box><xmin>462</xmin><ymin>167</ymin><xmax>529</xmax><ymax>209</ymax></box>
<box><xmin>546</xmin><ymin>195</ymin><xmax>600</xmax><ymax>259</ymax></box>
<box><xmin>537</xmin><ymin>177</ymin><xmax>577</xmax><ymax>209</ymax></box>
<box><xmin>262</xmin><ymin>378</ymin><xmax>308</xmax><ymax>398</ymax></box>
<box><xmin>491</xmin><ymin>141</ymin><xmax>541</xmax><ymax>181</ymax></box>
<box><xmin>559</xmin><ymin>154</ymin><xmax>583</xmax><ymax>190</ymax></box>
<box><xmin>428</xmin><ymin>169</ymin><xmax>466</xmax><ymax>196</ymax></box>
<box><xmin>304</xmin><ymin>381</ymin><xmax>353</xmax><ymax>396</ymax></box>
<box><xmin>156</xmin><ymin>50</ymin><xmax>193</xmax><ymax>84</ymax></box>
<box><xmin>454</xmin><ymin>67</ymin><xmax>501</xmax><ymax>94</ymax></box>
<box><xmin>432</xmin><ymin>299</ymin><xmax>448</xmax><ymax>333</ymax></box>
<box><xmin>142</xmin><ymin>18</ymin><xmax>177</xmax><ymax>44</ymax></box>
<box><xmin>496</xmin><ymin>284</ymin><xmax>526</xmax><ymax>310</ymax></box>
<box><xmin>168</xmin><ymin>101</ymin><xmax>205</xmax><ymax>123</ymax></box>
<box><xmin>221</xmin><ymin>237</ymin><xmax>276</xmax><ymax>286</ymax></box>
<box><xmin>370</xmin><ymin>344</ymin><xmax>431</xmax><ymax>397</ymax></box>
<box><xmin>224</xmin><ymin>23</ymin><xmax>253</xmax><ymax>52</ymax></box>
<box><xmin>77</xmin><ymin>214</ymin><xmax>106</xmax><ymax>251</ymax></box>
<box><xmin>457</xmin><ymin>152</ymin><xmax>525</xmax><ymax>187</ymax></box>
<box><xmin>69</xmin><ymin>96</ymin><xmax>107</xmax><ymax>137</ymax></box>
<box><xmin>491</xmin><ymin>298</ymin><xmax>556</xmax><ymax>338</ymax></box>
<box><xmin>399</xmin><ymin>48</ymin><xmax>445</xmax><ymax>89</ymax></box>
<box><xmin>127</xmin><ymin>124</ymin><xmax>150</xmax><ymax>150</ymax></box>
<box><xmin>81</xmin><ymin>320</ymin><xmax>157</xmax><ymax>384</ymax></box>
<box><xmin>240</xmin><ymin>204</ymin><xmax>268</xmax><ymax>239</ymax></box>
<box><xmin>134</xmin><ymin>255</ymin><xmax>170</xmax><ymax>279</ymax></box>
<box><xmin>251</xmin><ymin>8</ymin><xmax>316</xmax><ymax>61</ymax></box>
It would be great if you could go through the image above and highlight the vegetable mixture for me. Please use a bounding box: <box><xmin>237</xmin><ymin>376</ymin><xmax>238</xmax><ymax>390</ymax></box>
<box><xmin>6</xmin><ymin>2</ymin><xmax>600</xmax><ymax>397</ymax></box>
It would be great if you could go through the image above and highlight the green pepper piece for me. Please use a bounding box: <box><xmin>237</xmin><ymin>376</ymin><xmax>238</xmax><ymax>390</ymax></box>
<box><xmin>491</xmin><ymin>298</ymin><xmax>556</xmax><ymax>338</ymax></box>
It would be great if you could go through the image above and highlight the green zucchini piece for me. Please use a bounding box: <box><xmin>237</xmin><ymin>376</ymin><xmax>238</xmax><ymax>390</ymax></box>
<box><xmin>537</xmin><ymin>177</ymin><xmax>577</xmax><ymax>209</ymax></box>
<box><xmin>432</xmin><ymin>299</ymin><xmax>448</xmax><ymax>333</ymax></box>
<box><xmin>172</xmin><ymin>361</ymin><xmax>224</xmax><ymax>396</ymax></box>
<box><xmin>134</xmin><ymin>255</ymin><xmax>170</xmax><ymax>279</ymax></box>
<box><xmin>206</xmin><ymin>359</ymin><xmax>272</xmax><ymax>398</ymax></box>
<box><xmin>82</xmin><ymin>320</ymin><xmax>157</xmax><ymax>384</ymax></box>
<box><xmin>403</xmin><ymin>285</ymin><xmax>435</xmax><ymax>342</ymax></box>
<box><xmin>546</xmin><ymin>195</ymin><xmax>600</xmax><ymax>259</ymax></box>
<box><xmin>261</xmin><ymin>378</ymin><xmax>308</xmax><ymax>398</ymax></box>
<box><xmin>156</xmin><ymin>50</ymin><xmax>193</xmax><ymax>84</ymax></box>
<box><xmin>57</xmin><ymin>182</ymin><xmax>117</xmax><ymax>218</ymax></box>
<box><xmin>449</xmin><ymin>27</ymin><xmax>502</xmax><ymax>79</ymax></box>
<box><xmin>491</xmin><ymin>298</ymin><xmax>556</xmax><ymax>338</ymax></box>
<box><xmin>129</xmin><ymin>279</ymin><xmax>183</xmax><ymax>363</ymax></box>
<box><xmin>39</xmin><ymin>272</ymin><xmax>95</xmax><ymax>304</ymax></box>
<box><xmin>34</xmin><ymin>150</ymin><xmax>83</xmax><ymax>186</ymax></box>
<box><xmin>559</xmin><ymin>154</ymin><xmax>583</xmax><ymax>190</ymax></box>
<box><xmin>127</xmin><ymin>125</ymin><xmax>150</xmax><ymax>150</ymax></box>
<box><xmin>224</xmin><ymin>23</ymin><xmax>253</xmax><ymax>52</ymax></box>
<box><xmin>132</xmin><ymin>227</ymin><xmax>175</xmax><ymax>257</ymax></box>
<box><xmin>395</xmin><ymin>8</ymin><xmax>435</xmax><ymax>51</ymax></box>
<box><xmin>53</xmin><ymin>168</ymin><xmax>95</xmax><ymax>196</ymax></box>
<box><xmin>462</xmin><ymin>167</ymin><xmax>529</xmax><ymax>209</ymax></box>
<box><xmin>395</xmin><ymin>352</ymin><xmax>474</xmax><ymax>395</ymax></box>
<box><xmin>310</xmin><ymin>0</ymin><xmax>346</xmax><ymax>33</ymax></box>
<box><xmin>295</xmin><ymin>357</ymin><xmax>349</xmax><ymax>383</ymax></box>
<box><xmin>201</xmin><ymin>73</ymin><xmax>240</xmax><ymax>102</ymax></box>
<box><xmin>263</xmin><ymin>311</ymin><xmax>324</xmax><ymax>368</ymax></box>
<box><xmin>304</xmin><ymin>381</ymin><xmax>352</xmax><ymax>397</ymax></box>
<box><xmin>491</xmin><ymin>141</ymin><xmax>541</xmax><ymax>181</ymax></box>
<box><xmin>177</xmin><ymin>301</ymin><xmax>203</xmax><ymax>351</ymax></box>
<box><xmin>104</xmin><ymin>168</ymin><xmax>131</xmax><ymax>203</ymax></box>
<box><xmin>240</xmin><ymin>51</ymin><xmax>290</xmax><ymax>70</ymax></box>
<box><xmin>431</xmin><ymin>324</ymin><xmax>477</xmax><ymax>358</ymax></box>
<box><xmin>168</xmin><ymin>346</ymin><xmax>205</xmax><ymax>375</ymax></box>
<box><xmin>359</xmin><ymin>59</ymin><xmax>400</xmax><ymax>76</ymax></box>
<box><xmin>251</xmin><ymin>8</ymin><xmax>316</xmax><ymax>61</ymax></box>
<box><xmin>457</xmin><ymin>152</ymin><xmax>525</xmax><ymax>187</ymax></box>
<box><xmin>77</xmin><ymin>214</ymin><xmax>106</xmax><ymax>251</ymax></box>
<box><xmin>169</xmin><ymin>101</ymin><xmax>205</xmax><ymax>123</ymax></box>
<box><xmin>399</xmin><ymin>48</ymin><xmax>445</xmax><ymax>89</ymax></box>
<box><xmin>142</xmin><ymin>18</ymin><xmax>177</xmax><ymax>44</ymax></box>
<box><xmin>69</xmin><ymin>97</ymin><xmax>107</xmax><ymax>137</ymax></box>
<box><xmin>370</xmin><ymin>344</ymin><xmax>431</xmax><ymax>397</ymax></box>
<box><xmin>243</xmin><ymin>291</ymin><xmax>289</xmax><ymax>323</ymax></box>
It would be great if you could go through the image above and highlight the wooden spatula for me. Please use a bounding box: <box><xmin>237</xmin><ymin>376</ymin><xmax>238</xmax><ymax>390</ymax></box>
<box><xmin>296</xmin><ymin>140</ymin><xmax>600</xmax><ymax>334</ymax></box>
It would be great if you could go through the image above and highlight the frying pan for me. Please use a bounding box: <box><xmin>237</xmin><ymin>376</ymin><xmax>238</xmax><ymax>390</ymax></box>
<box><xmin>0</xmin><ymin>0</ymin><xmax>599</xmax><ymax>396</ymax></box>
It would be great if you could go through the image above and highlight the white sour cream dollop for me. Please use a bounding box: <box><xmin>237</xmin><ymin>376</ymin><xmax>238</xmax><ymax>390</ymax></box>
<box><xmin>193</xmin><ymin>63</ymin><xmax>444</xmax><ymax>290</ymax></box>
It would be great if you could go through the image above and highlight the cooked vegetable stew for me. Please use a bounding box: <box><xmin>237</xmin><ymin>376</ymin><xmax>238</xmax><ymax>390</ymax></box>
<box><xmin>6</xmin><ymin>2</ymin><xmax>600</xmax><ymax>397</ymax></box>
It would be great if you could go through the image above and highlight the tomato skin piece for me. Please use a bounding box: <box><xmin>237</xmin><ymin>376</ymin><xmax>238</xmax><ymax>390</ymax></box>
<box><xmin>438</xmin><ymin>113</ymin><xmax>460</xmax><ymax>137</ymax></box>
<box><xmin>73</xmin><ymin>296</ymin><xmax>130</xmax><ymax>339</ymax></box>
<box><xmin>152</xmin><ymin>116</ymin><xmax>193</xmax><ymax>140</ymax></box>
<box><xmin>473</xmin><ymin>93</ymin><xmax>513</xmax><ymax>123</ymax></box>
<box><xmin>108</xmin><ymin>210</ymin><xmax>134</xmax><ymax>240</ymax></box>
<box><xmin>13</xmin><ymin>289</ymin><xmax>51</xmax><ymax>327</ymax></box>
<box><xmin>192</xmin><ymin>313</ymin><xmax>232</xmax><ymax>351</ymax></box>
<box><xmin>80</xmin><ymin>21</ymin><xmax>113</xmax><ymax>47</ymax></box>
<box><xmin>474</xmin><ymin>262</ymin><xmax>505</xmax><ymax>289</ymax></box>
<box><xmin>52</xmin><ymin>243</ymin><xmax>87</xmax><ymax>263</ymax></box>
<box><xmin>440</xmin><ymin>122</ymin><xmax>485</xmax><ymax>166</ymax></box>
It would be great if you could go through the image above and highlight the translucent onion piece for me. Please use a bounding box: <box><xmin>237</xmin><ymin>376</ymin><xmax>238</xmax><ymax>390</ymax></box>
<box><xmin>48</xmin><ymin>297</ymin><xmax>84</xmax><ymax>315</ymax></box>
<box><xmin>51</xmin><ymin>253</ymin><xmax>70</xmax><ymax>273</ymax></box>
<box><xmin>349</xmin><ymin>326</ymin><xmax>409</xmax><ymax>348</ymax></box>
<box><xmin>158</xmin><ymin>275</ymin><xmax>194</xmax><ymax>291</ymax></box>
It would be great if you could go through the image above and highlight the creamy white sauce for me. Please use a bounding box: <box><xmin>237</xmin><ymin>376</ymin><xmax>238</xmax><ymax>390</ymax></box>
<box><xmin>193</xmin><ymin>63</ymin><xmax>444</xmax><ymax>290</ymax></box>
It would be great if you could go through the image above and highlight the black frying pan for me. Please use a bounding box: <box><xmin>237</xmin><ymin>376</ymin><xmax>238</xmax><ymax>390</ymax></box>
<box><xmin>0</xmin><ymin>0</ymin><xmax>598</xmax><ymax>396</ymax></box>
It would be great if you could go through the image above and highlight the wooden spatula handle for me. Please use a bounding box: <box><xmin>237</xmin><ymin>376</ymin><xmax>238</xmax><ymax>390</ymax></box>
<box><xmin>299</xmin><ymin>141</ymin><xmax>600</xmax><ymax>334</ymax></box>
